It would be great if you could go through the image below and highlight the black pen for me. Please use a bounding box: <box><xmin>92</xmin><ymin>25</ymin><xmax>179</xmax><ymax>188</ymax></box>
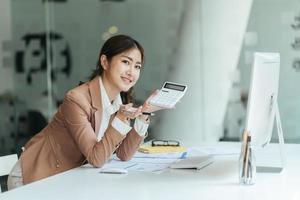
<box><xmin>142</xmin><ymin>112</ymin><xmax>155</xmax><ymax>116</ymax></box>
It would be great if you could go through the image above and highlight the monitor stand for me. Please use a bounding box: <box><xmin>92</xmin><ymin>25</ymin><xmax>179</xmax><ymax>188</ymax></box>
<box><xmin>256</xmin><ymin>102</ymin><xmax>286</xmax><ymax>173</ymax></box>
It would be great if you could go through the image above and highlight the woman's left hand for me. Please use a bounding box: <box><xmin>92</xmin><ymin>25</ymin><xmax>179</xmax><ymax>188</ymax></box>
<box><xmin>142</xmin><ymin>90</ymin><xmax>168</xmax><ymax>113</ymax></box>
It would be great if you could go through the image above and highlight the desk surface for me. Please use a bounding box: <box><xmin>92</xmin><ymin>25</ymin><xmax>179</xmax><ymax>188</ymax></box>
<box><xmin>1</xmin><ymin>142</ymin><xmax>300</xmax><ymax>200</ymax></box>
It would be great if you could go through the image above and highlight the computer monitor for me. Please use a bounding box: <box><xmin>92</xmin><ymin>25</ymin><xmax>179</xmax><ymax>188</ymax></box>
<box><xmin>244</xmin><ymin>52</ymin><xmax>285</xmax><ymax>172</ymax></box>
<box><xmin>245</xmin><ymin>52</ymin><xmax>280</xmax><ymax>147</ymax></box>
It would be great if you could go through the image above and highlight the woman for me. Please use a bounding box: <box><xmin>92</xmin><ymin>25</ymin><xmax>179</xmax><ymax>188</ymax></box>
<box><xmin>8</xmin><ymin>35</ymin><xmax>162</xmax><ymax>189</ymax></box>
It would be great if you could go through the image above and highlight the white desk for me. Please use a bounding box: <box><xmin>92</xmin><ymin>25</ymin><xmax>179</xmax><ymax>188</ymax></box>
<box><xmin>1</xmin><ymin>142</ymin><xmax>300</xmax><ymax>200</ymax></box>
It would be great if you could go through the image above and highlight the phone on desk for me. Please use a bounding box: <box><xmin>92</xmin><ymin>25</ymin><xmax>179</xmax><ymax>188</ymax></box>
<box><xmin>149</xmin><ymin>82</ymin><xmax>187</xmax><ymax>108</ymax></box>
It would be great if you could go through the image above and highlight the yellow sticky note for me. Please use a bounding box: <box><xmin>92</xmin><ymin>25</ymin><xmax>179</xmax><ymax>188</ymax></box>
<box><xmin>138</xmin><ymin>145</ymin><xmax>187</xmax><ymax>154</ymax></box>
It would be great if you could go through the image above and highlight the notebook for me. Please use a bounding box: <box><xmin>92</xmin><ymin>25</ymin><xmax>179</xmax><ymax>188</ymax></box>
<box><xmin>169</xmin><ymin>156</ymin><xmax>214</xmax><ymax>170</ymax></box>
<box><xmin>138</xmin><ymin>145</ymin><xmax>187</xmax><ymax>154</ymax></box>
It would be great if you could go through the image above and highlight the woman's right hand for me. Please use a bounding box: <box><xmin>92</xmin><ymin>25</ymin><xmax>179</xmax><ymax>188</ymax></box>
<box><xmin>116</xmin><ymin>103</ymin><xmax>142</xmax><ymax>122</ymax></box>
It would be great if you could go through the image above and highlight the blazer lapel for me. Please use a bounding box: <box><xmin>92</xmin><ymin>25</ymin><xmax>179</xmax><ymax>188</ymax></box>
<box><xmin>88</xmin><ymin>76</ymin><xmax>102</xmax><ymax>137</ymax></box>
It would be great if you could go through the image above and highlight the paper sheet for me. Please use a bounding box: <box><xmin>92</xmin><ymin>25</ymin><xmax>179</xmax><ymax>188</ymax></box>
<box><xmin>102</xmin><ymin>156</ymin><xmax>180</xmax><ymax>173</ymax></box>
<box><xmin>187</xmin><ymin>146</ymin><xmax>240</xmax><ymax>157</ymax></box>
<box><xmin>133</xmin><ymin>151</ymin><xmax>187</xmax><ymax>159</ymax></box>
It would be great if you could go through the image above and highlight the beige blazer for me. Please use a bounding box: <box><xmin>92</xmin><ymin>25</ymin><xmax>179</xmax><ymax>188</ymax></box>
<box><xmin>20</xmin><ymin>76</ymin><xmax>145</xmax><ymax>184</ymax></box>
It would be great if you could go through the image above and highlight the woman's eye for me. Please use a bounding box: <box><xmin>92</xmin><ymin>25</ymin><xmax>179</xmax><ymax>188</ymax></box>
<box><xmin>135</xmin><ymin>65</ymin><xmax>142</xmax><ymax>70</ymax></box>
<box><xmin>122</xmin><ymin>60</ymin><xmax>130</xmax><ymax>65</ymax></box>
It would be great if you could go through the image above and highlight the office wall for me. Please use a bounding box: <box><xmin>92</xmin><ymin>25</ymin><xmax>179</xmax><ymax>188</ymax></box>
<box><xmin>156</xmin><ymin>0</ymin><xmax>253</xmax><ymax>145</ymax></box>
<box><xmin>153</xmin><ymin>0</ymin><xmax>203</xmax><ymax>144</ymax></box>
<box><xmin>201</xmin><ymin>0</ymin><xmax>252</xmax><ymax>142</ymax></box>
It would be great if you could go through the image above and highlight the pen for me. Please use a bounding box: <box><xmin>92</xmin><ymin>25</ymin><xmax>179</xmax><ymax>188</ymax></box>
<box><xmin>244</xmin><ymin>135</ymin><xmax>251</xmax><ymax>179</ymax></box>
<box><xmin>249</xmin><ymin>150</ymin><xmax>252</xmax><ymax>179</ymax></box>
<box><xmin>242</xmin><ymin>131</ymin><xmax>248</xmax><ymax>154</ymax></box>
<box><xmin>142</xmin><ymin>112</ymin><xmax>155</xmax><ymax>116</ymax></box>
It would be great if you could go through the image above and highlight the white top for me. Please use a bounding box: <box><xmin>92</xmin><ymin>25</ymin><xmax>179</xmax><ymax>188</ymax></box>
<box><xmin>98</xmin><ymin>77</ymin><xmax>148</xmax><ymax>139</ymax></box>
<box><xmin>2</xmin><ymin>143</ymin><xmax>300</xmax><ymax>200</ymax></box>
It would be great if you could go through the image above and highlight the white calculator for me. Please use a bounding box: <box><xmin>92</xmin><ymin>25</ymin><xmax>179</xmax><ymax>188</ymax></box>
<box><xmin>149</xmin><ymin>82</ymin><xmax>187</xmax><ymax>108</ymax></box>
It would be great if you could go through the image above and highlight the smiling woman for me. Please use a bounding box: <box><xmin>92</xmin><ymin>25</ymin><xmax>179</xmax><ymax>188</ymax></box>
<box><xmin>7</xmin><ymin>35</ymin><xmax>166</xmax><ymax>190</ymax></box>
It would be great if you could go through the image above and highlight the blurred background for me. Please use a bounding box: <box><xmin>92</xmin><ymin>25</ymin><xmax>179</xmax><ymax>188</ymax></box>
<box><xmin>0</xmin><ymin>0</ymin><xmax>300</xmax><ymax>156</ymax></box>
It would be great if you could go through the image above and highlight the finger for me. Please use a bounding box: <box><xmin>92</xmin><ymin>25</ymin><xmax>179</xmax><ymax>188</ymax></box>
<box><xmin>149</xmin><ymin>89</ymin><xmax>159</xmax><ymax>98</ymax></box>
<box><xmin>129</xmin><ymin>106</ymin><xmax>140</xmax><ymax>118</ymax></box>
<box><xmin>128</xmin><ymin>108</ymin><xmax>138</xmax><ymax>114</ymax></box>
<box><xmin>120</xmin><ymin>105</ymin><xmax>135</xmax><ymax>116</ymax></box>
<box><xmin>124</xmin><ymin>103</ymin><xmax>133</xmax><ymax>109</ymax></box>
<box><xmin>135</xmin><ymin>106</ymin><xmax>143</xmax><ymax>117</ymax></box>
<box><xmin>119</xmin><ymin>105</ymin><xmax>126</xmax><ymax>113</ymax></box>
<box><xmin>143</xmin><ymin>101</ymin><xmax>150</xmax><ymax>107</ymax></box>
<box><xmin>124</xmin><ymin>104</ymin><xmax>136</xmax><ymax>113</ymax></box>
<box><xmin>120</xmin><ymin>104</ymin><xmax>126</xmax><ymax>110</ymax></box>
<box><xmin>130</xmin><ymin>108</ymin><xmax>141</xmax><ymax>119</ymax></box>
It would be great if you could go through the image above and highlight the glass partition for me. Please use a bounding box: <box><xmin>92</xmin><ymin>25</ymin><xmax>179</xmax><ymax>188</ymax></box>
<box><xmin>0</xmin><ymin>0</ymin><xmax>186</xmax><ymax>155</ymax></box>
<box><xmin>1</xmin><ymin>0</ymin><xmax>300</xmax><ymax>157</ymax></box>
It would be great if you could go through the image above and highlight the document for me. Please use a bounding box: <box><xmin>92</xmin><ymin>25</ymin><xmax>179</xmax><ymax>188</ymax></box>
<box><xmin>94</xmin><ymin>145</ymin><xmax>238</xmax><ymax>174</ymax></box>
<box><xmin>126</xmin><ymin>163</ymin><xmax>170</xmax><ymax>172</ymax></box>
<box><xmin>103</xmin><ymin>155</ymin><xmax>181</xmax><ymax>173</ymax></box>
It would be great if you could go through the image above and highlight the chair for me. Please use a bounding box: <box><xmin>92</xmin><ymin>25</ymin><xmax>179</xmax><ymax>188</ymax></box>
<box><xmin>0</xmin><ymin>154</ymin><xmax>18</xmax><ymax>193</ymax></box>
<box><xmin>11</xmin><ymin>109</ymin><xmax>47</xmax><ymax>155</ymax></box>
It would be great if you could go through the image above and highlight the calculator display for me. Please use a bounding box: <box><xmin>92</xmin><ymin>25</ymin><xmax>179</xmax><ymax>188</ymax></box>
<box><xmin>164</xmin><ymin>83</ymin><xmax>186</xmax><ymax>91</ymax></box>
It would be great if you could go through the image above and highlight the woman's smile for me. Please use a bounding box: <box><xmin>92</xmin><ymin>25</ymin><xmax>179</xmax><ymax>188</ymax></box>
<box><xmin>121</xmin><ymin>76</ymin><xmax>133</xmax><ymax>84</ymax></box>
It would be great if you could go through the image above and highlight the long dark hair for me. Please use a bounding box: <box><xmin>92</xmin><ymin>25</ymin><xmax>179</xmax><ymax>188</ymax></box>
<box><xmin>89</xmin><ymin>35</ymin><xmax>144</xmax><ymax>104</ymax></box>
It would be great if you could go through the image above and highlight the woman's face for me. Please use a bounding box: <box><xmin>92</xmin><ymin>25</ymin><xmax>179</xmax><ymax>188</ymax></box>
<box><xmin>102</xmin><ymin>48</ymin><xmax>142</xmax><ymax>93</ymax></box>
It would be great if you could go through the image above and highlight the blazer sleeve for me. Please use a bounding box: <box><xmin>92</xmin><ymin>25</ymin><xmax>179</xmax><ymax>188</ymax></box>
<box><xmin>60</xmin><ymin>92</ymin><xmax>126</xmax><ymax>167</ymax></box>
<box><xmin>115</xmin><ymin>128</ymin><xmax>146</xmax><ymax>161</ymax></box>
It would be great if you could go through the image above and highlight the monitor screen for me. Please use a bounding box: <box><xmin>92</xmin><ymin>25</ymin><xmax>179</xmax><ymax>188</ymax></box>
<box><xmin>245</xmin><ymin>52</ymin><xmax>280</xmax><ymax>147</ymax></box>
